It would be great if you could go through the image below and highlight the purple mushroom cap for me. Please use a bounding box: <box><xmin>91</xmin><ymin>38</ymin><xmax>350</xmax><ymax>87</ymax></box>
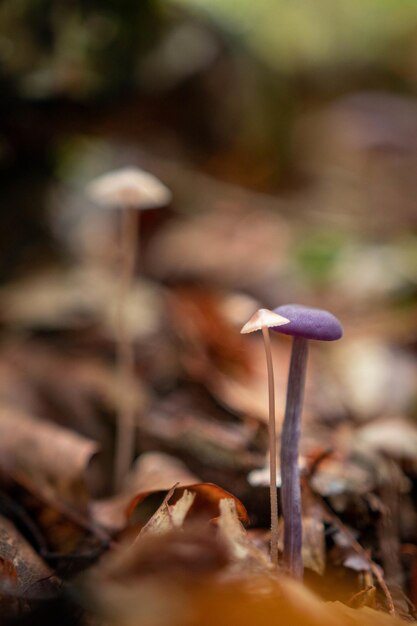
<box><xmin>271</xmin><ymin>304</ymin><xmax>343</xmax><ymax>341</ymax></box>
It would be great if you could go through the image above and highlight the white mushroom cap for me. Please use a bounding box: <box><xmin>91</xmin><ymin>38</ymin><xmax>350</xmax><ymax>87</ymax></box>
<box><xmin>240</xmin><ymin>308</ymin><xmax>289</xmax><ymax>334</ymax></box>
<box><xmin>86</xmin><ymin>166</ymin><xmax>172</xmax><ymax>210</ymax></box>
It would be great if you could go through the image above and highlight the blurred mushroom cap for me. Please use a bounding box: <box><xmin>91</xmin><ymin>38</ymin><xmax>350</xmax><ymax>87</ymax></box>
<box><xmin>271</xmin><ymin>304</ymin><xmax>343</xmax><ymax>341</ymax></box>
<box><xmin>240</xmin><ymin>308</ymin><xmax>289</xmax><ymax>334</ymax></box>
<box><xmin>86</xmin><ymin>166</ymin><xmax>172</xmax><ymax>210</ymax></box>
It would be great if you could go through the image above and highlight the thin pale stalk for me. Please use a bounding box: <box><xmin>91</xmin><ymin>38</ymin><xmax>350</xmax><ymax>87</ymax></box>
<box><xmin>261</xmin><ymin>325</ymin><xmax>278</xmax><ymax>566</ymax></box>
<box><xmin>114</xmin><ymin>207</ymin><xmax>140</xmax><ymax>492</ymax></box>
<box><xmin>281</xmin><ymin>336</ymin><xmax>308</xmax><ymax>579</ymax></box>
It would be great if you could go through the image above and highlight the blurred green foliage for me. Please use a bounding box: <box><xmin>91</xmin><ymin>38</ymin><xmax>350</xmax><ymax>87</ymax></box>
<box><xmin>2</xmin><ymin>0</ymin><xmax>416</xmax><ymax>102</ymax></box>
<box><xmin>294</xmin><ymin>231</ymin><xmax>346</xmax><ymax>285</ymax></box>
<box><xmin>175</xmin><ymin>0</ymin><xmax>417</xmax><ymax>78</ymax></box>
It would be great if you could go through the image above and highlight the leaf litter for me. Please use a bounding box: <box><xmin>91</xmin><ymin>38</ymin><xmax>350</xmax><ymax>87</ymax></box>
<box><xmin>0</xmin><ymin>156</ymin><xmax>416</xmax><ymax>625</ymax></box>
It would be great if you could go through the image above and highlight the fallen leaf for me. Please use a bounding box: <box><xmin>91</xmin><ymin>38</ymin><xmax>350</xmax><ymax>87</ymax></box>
<box><xmin>125</xmin><ymin>452</ymin><xmax>200</xmax><ymax>493</ymax></box>
<box><xmin>88</xmin><ymin>525</ymin><xmax>230</xmax><ymax>592</ymax></box>
<box><xmin>167</xmin><ymin>286</ymin><xmax>252</xmax><ymax>380</ymax></box>
<box><xmin>138</xmin><ymin>487</ymin><xmax>195</xmax><ymax>538</ymax></box>
<box><xmin>139</xmin><ymin>391</ymin><xmax>266</xmax><ymax>472</ymax></box>
<box><xmin>0</xmin><ymin>267</ymin><xmax>164</xmax><ymax>340</ymax></box>
<box><xmin>169</xmin><ymin>490</ymin><xmax>196</xmax><ymax>529</ymax></box>
<box><xmin>217</xmin><ymin>498</ymin><xmax>271</xmax><ymax>573</ymax></box>
<box><xmin>0</xmin><ymin>515</ymin><xmax>58</xmax><ymax>607</ymax></box>
<box><xmin>208</xmin><ymin>337</ymin><xmax>293</xmax><ymax>423</ymax></box>
<box><xmin>91</xmin><ymin>452</ymin><xmax>248</xmax><ymax>531</ymax></box>
<box><xmin>0</xmin><ymin>404</ymin><xmax>98</xmax><ymax>511</ymax></box>
<box><xmin>91</xmin><ymin>452</ymin><xmax>198</xmax><ymax>530</ymax></box>
<box><xmin>127</xmin><ymin>483</ymin><xmax>249</xmax><ymax>529</ymax></box>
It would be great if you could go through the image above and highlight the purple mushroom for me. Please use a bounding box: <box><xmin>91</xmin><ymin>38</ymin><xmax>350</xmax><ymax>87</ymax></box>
<box><xmin>271</xmin><ymin>304</ymin><xmax>343</xmax><ymax>579</ymax></box>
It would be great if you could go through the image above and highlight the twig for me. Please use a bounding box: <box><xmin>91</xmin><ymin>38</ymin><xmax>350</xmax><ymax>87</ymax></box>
<box><xmin>347</xmin><ymin>585</ymin><xmax>375</xmax><ymax>608</ymax></box>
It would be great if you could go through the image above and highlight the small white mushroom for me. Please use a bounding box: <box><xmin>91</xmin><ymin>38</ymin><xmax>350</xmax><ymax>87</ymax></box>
<box><xmin>87</xmin><ymin>166</ymin><xmax>171</xmax><ymax>492</ymax></box>
<box><xmin>87</xmin><ymin>167</ymin><xmax>172</xmax><ymax>210</ymax></box>
<box><xmin>240</xmin><ymin>308</ymin><xmax>289</xmax><ymax>566</ymax></box>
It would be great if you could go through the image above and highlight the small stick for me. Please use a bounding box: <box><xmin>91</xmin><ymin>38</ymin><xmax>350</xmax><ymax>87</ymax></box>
<box><xmin>347</xmin><ymin>585</ymin><xmax>375</xmax><ymax>608</ymax></box>
<box><xmin>261</xmin><ymin>326</ymin><xmax>279</xmax><ymax>566</ymax></box>
<box><xmin>114</xmin><ymin>207</ymin><xmax>140</xmax><ymax>492</ymax></box>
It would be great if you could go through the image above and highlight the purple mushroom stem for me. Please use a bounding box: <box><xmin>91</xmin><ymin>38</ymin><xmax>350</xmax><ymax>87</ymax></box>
<box><xmin>281</xmin><ymin>336</ymin><xmax>308</xmax><ymax>579</ymax></box>
<box><xmin>272</xmin><ymin>304</ymin><xmax>343</xmax><ymax>579</ymax></box>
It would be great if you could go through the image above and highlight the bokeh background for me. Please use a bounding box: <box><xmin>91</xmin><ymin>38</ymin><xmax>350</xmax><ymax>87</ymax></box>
<box><xmin>0</xmin><ymin>0</ymin><xmax>417</xmax><ymax>609</ymax></box>
<box><xmin>1</xmin><ymin>0</ymin><xmax>417</xmax><ymax>283</ymax></box>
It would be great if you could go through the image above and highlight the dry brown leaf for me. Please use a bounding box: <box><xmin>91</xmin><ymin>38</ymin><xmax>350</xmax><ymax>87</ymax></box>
<box><xmin>91</xmin><ymin>452</ymin><xmax>198</xmax><ymax>530</ymax></box>
<box><xmin>91</xmin><ymin>452</ymin><xmax>248</xmax><ymax>531</ymax></box>
<box><xmin>309</xmin><ymin>416</ymin><xmax>417</xmax><ymax>500</ymax></box>
<box><xmin>4</xmin><ymin>341</ymin><xmax>148</xmax><ymax>421</ymax></box>
<box><xmin>127</xmin><ymin>483</ymin><xmax>249</xmax><ymax>529</ymax></box>
<box><xmin>87</xmin><ymin>489</ymin><xmax>233</xmax><ymax>596</ymax></box>
<box><xmin>87</xmin><ymin>525</ymin><xmax>230</xmax><ymax>605</ymax></box>
<box><xmin>169</xmin><ymin>490</ymin><xmax>197</xmax><ymax>529</ymax></box>
<box><xmin>208</xmin><ymin>337</ymin><xmax>292</xmax><ymax>423</ymax></box>
<box><xmin>0</xmin><ymin>341</ymin><xmax>150</xmax><ymax>496</ymax></box>
<box><xmin>85</xmin><ymin>473</ymin><xmax>404</xmax><ymax>626</ymax></box>
<box><xmin>138</xmin><ymin>488</ymin><xmax>196</xmax><ymax>538</ymax></box>
<box><xmin>0</xmin><ymin>267</ymin><xmax>164</xmax><ymax>340</ymax></box>
<box><xmin>140</xmin><ymin>391</ymin><xmax>266</xmax><ymax>472</ymax></box>
<box><xmin>167</xmin><ymin>286</ymin><xmax>252</xmax><ymax>381</ymax></box>
<box><xmin>125</xmin><ymin>452</ymin><xmax>200</xmax><ymax>493</ymax></box>
<box><xmin>0</xmin><ymin>405</ymin><xmax>98</xmax><ymax>511</ymax></box>
<box><xmin>0</xmin><ymin>349</ymin><xmax>42</xmax><ymax>414</ymax></box>
<box><xmin>217</xmin><ymin>498</ymin><xmax>271</xmax><ymax>573</ymax></box>
<box><xmin>0</xmin><ymin>515</ymin><xmax>58</xmax><ymax>603</ymax></box>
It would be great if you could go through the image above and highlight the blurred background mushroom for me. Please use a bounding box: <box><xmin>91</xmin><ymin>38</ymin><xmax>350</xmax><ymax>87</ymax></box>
<box><xmin>87</xmin><ymin>166</ymin><xmax>171</xmax><ymax>490</ymax></box>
